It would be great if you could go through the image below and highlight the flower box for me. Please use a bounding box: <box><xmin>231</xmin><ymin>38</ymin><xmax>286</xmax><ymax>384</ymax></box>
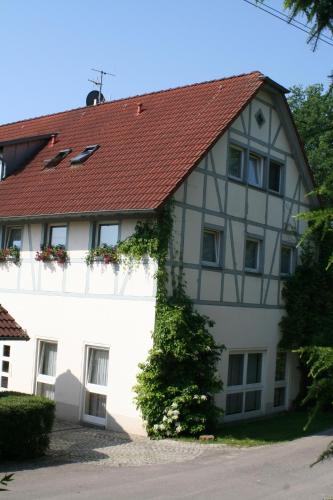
<box><xmin>35</xmin><ymin>245</ymin><xmax>69</xmax><ymax>264</ymax></box>
<box><xmin>0</xmin><ymin>247</ymin><xmax>20</xmax><ymax>263</ymax></box>
<box><xmin>85</xmin><ymin>245</ymin><xmax>119</xmax><ymax>265</ymax></box>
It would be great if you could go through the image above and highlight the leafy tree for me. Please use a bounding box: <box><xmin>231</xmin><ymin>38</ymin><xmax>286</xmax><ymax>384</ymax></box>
<box><xmin>287</xmin><ymin>83</ymin><xmax>333</xmax><ymax>268</ymax></box>
<box><xmin>284</xmin><ymin>0</ymin><xmax>333</xmax><ymax>45</ymax></box>
<box><xmin>257</xmin><ymin>1</ymin><xmax>333</xmax><ymax>47</ymax></box>
<box><xmin>288</xmin><ymin>83</ymin><xmax>333</xmax><ymax>188</ymax></box>
<box><xmin>279</xmin><ymin>250</ymin><xmax>333</xmax><ymax>349</ymax></box>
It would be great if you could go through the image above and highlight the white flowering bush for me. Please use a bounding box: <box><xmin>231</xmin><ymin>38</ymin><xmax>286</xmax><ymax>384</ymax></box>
<box><xmin>135</xmin><ymin>289</ymin><xmax>224</xmax><ymax>438</ymax></box>
<box><xmin>133</xmin><ymin>204</ymin><xmax>224</xmax><ymax>438</ymax></box>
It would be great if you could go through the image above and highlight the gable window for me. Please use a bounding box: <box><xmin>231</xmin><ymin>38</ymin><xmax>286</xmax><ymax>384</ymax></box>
<box><xmin>83</xmin><ymin>346</ymin><xmax>109</xmax><ymax>426</ymax></box>
<box><xmin>247</xmin><ymin>153</ymin><xmax>263</xmax><ymax>187</ymax></box>
<box><xmin>280</xmin><ymin>245</ymin><xmax>294</xmax><ymax>275</ymax></box>
<box><xmin>44</xmin><ymin>149</ymin><xmax>72</xmax><ymax>169</ymax></box>
<box><xmin>245</xmin><ymin>238</ymin><xmax>261</xmax><ymax>272</ymax></box>
<box><xmin>36</xmin><ymin>341</ymin><xmax>58</xmax><ymax>400</ymax></box>
<box><xmin>49</xmin><ymin>226</ymin><xmax>67</xmax><ymax>248</ymax></box>
<box><xmin>97</xmin><ymin>224</ymin><xmax>119</xmax><ymax>247</ymax></box>
<box><xmin>226</xmin><ymin>351</ymin><xmax>264</xmax><ymax>416</ymax></box>
<box><xmin>269</xmin><ymin>160</ymin><xmax>282</xmax><ymax>193</ymax></box>
<box><xmin>274</xmin><ymin>351</ymin><xmax>287</xmax><ymax>408</ymax></box>
<box><xmin>6</xmin><ymin>227</ymin><xmax>22</xmax><ymax>249</ymax></box>
<box><xmin>228</xmin><ymin>146</ymin><xmax>244</xmax><ymax>180</ymax></box>
<box><xmin>202</xmin><ymin>228</ymin><xmax>221</xmax><ymax>266</ymax></box>
<box><xmin>71</xmin><ymin>145</ymin><xmax>99</xmax><ymax>165</ymax></box>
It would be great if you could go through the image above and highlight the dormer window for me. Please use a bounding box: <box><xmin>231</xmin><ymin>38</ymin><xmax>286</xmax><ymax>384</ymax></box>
<box><xmin>44</xmin><ymin>149</ymin><xmax>72</xmax><ymax>169</ymax></box>
<box><xmin>70</xmin><ymin>145</ymin><xmax>99</xmax><ymax>165</ymax></box>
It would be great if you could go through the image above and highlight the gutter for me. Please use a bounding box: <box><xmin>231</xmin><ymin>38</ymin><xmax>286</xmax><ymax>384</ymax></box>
<box><xmin>0</xmin><ymin>208</ymin><xmax>157</xmax><ymax>224</ymax></box>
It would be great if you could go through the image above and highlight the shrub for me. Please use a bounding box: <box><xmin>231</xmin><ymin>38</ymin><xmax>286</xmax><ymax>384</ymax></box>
<box><xmin>0</xmin><ymin>392</ymin><xmax>55</xmax><ymax>460</ymax></box>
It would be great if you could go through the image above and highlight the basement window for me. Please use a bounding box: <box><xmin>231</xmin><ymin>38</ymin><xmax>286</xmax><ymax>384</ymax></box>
<box><xmin>44</xmin><ymin>149</ymin><xmax>72</xmax><ymax>169</ymax></box>
<box><xmin>70</xmin><ymin>145</ymin><xmax>99</xmax><ymax>165</ymax></box>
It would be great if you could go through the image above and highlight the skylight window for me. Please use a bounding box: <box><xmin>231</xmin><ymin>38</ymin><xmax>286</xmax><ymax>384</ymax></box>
<box><xmin>44</xmin><ymin>149</ymin><xmax>72</xmax><ymax>169</ymax></box>
<box><xmin>70</xmin><ymin>145</ymin><xmax>99</xmax><ymax>165</ymax></box>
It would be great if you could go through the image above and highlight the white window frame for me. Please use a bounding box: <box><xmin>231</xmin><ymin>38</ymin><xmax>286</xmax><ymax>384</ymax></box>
<box><xmin>83</xmin><ymin>345</ymin><xmax>110</xmax><ymax>426</ymax></box>
<box><xmin>273</xmin><ymin>351</ymin><xmax>288</xmax><ymax>410</ymax></box>
<box><xmin>228</xmin><ymin>145</ymin><xmax>244</xmax><ymax>181</ymax></box>
<box><xmin>0</xmin><ymin>344</ymin><xmax>11</xmax><ymax>389</ymax></box>
<box><xmin>247</xmin><ymin>153</ymin><xmax>263</xmax><ymax>188</ymax></box>
<box><xmin>244</xmin><ymin>237</ymin><xmax>261</xmax><ymax>273</ymax></box>
<box><xmin>35</xmin><ymin>340</ymin><xmax>58</xmax><ymax>400</ymax></box>
<box><xmin>280</xmin><ymin>245</ymin><xmax>294</xmax><ymax>276</ymax></box>
<box><xmin>96</xmin><ymin>223</ymin><xmax>119</xmax><ymax>248</ymax></box>
<box><xmin>201</xmin><ymin>227</ymin><xmax>222</xmax><ymax>267</ymax></box>
<box><xmin>268</xmin><ymin>160</ymin><xmax>283</xmax><ymax>194</ymax></box>
<box><xmin>225</xmin><ymin>350</ymin><xmax>265</xmax><ymax>421</ymax></box>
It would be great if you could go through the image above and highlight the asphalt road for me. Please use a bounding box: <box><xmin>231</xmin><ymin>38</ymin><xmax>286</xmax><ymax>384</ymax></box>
<box><xmin>3</xmin><ymin>431</ymin><xmax>333</xmax><ymax>499</ymax></box>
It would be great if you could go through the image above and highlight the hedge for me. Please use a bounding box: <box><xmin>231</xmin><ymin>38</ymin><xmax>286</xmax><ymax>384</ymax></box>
<box><xmin>0</xmin><ymin>391</ymin><xmax>55</xmax><ymax>460</ymax></box>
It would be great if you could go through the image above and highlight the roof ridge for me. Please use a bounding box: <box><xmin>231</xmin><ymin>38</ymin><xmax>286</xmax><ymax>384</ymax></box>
<box><xmin>0</xmin><ymin>71</ymin><xmax>265</xmax><ymax>130</ymax></box>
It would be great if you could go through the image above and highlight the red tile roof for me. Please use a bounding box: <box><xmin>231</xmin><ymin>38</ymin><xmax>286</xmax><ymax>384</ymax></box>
<box><xmin>0</xmin><ymin>306</ymin><xmax>29</xmax><ymax>340</ymax></box>
<box><xmin>0</xmin><ymin>71</ymin><xmax>267</xmax><ymax>218</ymax></box>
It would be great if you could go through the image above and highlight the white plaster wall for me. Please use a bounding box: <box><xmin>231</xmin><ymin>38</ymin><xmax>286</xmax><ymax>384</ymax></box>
<box><xmin>0</xmin><ymin>218</ymin><xmax>157</xmax><ymax>435</ymax></box>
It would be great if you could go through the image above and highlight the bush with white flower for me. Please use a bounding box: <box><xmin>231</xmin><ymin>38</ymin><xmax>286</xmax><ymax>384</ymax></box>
<box><xmin>133</xmin><ymin>203</ymin><xmax>224</xmax><ymax>438</ymax></box>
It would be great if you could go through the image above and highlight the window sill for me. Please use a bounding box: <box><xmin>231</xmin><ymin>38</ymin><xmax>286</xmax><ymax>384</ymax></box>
<box><xmin>201</xmin><ymin>262</ymin><xmax>223</xmax><ymax>270</ymax></box>
<box><xmin>268</xmin><ymin>189</ymin><xmax>284</xmax><ymax>198</ymax></box>
<box><xmin>244</xmin><ymin>269</ymin><xmax>262</xmax><ymax>276</ymax></box>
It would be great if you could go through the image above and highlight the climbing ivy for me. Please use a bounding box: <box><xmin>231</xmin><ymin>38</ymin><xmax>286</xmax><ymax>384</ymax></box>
<box><xmin>129</xmin><ymin>201</ymin><xmax>224</xmax><ymax>438</ymax></box>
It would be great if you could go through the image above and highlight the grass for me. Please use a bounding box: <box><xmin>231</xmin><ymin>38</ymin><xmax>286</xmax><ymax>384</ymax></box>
<box><xmin>181</xmin><ymin>410</ymin><xmax>333</xmax><ymax>447</ymax></box>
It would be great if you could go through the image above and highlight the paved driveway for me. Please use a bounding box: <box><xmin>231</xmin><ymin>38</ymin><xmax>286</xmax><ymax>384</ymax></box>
<box><xmin>2</xmin><ymin>420</ymin><xmax>333</xmax><ymax>499</ymax></box>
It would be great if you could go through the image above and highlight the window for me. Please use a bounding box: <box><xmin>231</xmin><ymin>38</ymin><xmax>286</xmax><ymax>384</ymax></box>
<box><xmin>49</xmin><ymin>226</ymin><xmax>67</xmax><ymax>247</ymax></box>
<box><xmin>83</xmin><ymin>347</ymin><xmax>109</xmax><ymax>425</ymax></box>
<box><xmin>0</xmin><ymin>344</ymin><xmax>11</xmax><ymax>389</ymax></box>
<box><xmin>268</xmin><ymin>160</ymin><xmax>282</xmax><ymax>193</ymax></box>
<box><xmin>225</xmin><ymin>352</ymin><xmax>264</xmax><ymax>416</ymax></box>
<box><xmin>245</xmin><ymin>238</ymin><xmax>261</xmax><ymax>272</ymax></box>
<box><xmin>97</xmin><ymin>224</ymin><xmax>119</xmax><ymax>247</ymax></box>
<box><xmin>274</xmin><ymin>351</ymin><xmax>287</xmax><ymax>408</ymax></box>
<box><xmin>280</xmin><ymin>245</ymin><xmax>294</xmax><ymax>275</ymax></box>
<box><xmin>36</xmin><ymin>341</ymin><xmax>58</xmax><ymax>400</ymax></box>
<box><xmin>247</xmin><ymin>153</ymin><xmax>263</xmax><ymax>187</ymax></box>
<box><xmin>6</xmin><ymin>227</ymin><xmax>22</xmax><ymax>249</ymax></box>
<box><xmin>228</xmin><ymin>146</ymin><xmax>244</xmax><ymax>180</ymax></box>
<box><xmin>201</xmin><ymin>228</ymin><xmax>221</xmax><ymax>266</ymax></box>
<box><xmin>71</xmin><ymin>145</ymin><xmax>99</xmax><ymax>165</ymax></box>
<box><xmin>44</xmin><ymin>149</ymin><xmax>72</xmax><ymax>169</ymax></box>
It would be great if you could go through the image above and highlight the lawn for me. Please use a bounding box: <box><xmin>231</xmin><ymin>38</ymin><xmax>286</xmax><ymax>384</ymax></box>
<box><xmin>181</xmin><ymin>410</ymin><xmax>333</xmax><ymax>447</ymax></box>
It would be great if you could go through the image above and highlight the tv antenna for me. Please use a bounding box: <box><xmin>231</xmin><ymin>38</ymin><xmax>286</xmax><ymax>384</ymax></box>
<box><xmin>88</xmin><ymin>68</ymin><xmax>115</xmax><ymax>104</ymax></box>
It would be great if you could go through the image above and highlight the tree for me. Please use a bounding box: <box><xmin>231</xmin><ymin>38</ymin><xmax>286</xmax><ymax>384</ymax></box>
<box><xmin>288</xmin><ymin>83</ymin><xmax>333</xmax><ymax>188</ymax></box>
<box><xmin>287</xmin><ymin>83</ymin><xmax>333</xmax><ymax>268</ymax></box>
<box><xmin>284</xmin><ymin>0</ymin><xmax>333</xmax><ymax>45</ymax></box>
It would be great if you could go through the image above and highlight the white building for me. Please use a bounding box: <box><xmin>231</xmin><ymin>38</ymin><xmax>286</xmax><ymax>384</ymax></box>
<box><xmin>0</xmin><ymin>72</ymin><xmax>315</xmax><ymax>435</ymax></box>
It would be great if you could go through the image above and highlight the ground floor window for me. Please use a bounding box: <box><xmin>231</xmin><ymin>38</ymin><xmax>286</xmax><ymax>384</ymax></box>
<box><xmin>225</xmin><ymin>351</ymin><xmax>264</xmax><ymax>416</ymax></box>
<box><xmin>274</xmin><ymin>351</ymin><xmax>287</xmax><ymax>408</ymax></box>
<box><xmin>83</xmin><ymin>346</ymin><xmax>109</xmax><ymax>426</ymax></box>
<box><xmin>0</xmin><ymin>344</ymin><xmax>10</xmax><ymax>389</ymax></box>
<box><xmin>35</xmin><ymin>340</ymin><xmax>58</xmax><ymax>400</ymax></box>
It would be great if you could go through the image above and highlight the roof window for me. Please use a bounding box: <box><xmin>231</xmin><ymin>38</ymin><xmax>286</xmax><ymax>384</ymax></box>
<box><xmin>70</xmin><ymin>145</ymin><xmax>99</xmax><ymax>165</ymax></box>
<box><xmin>44</xmin><ymin>149</ymin><xmax>72</xmax><ymax>169</ymax></box>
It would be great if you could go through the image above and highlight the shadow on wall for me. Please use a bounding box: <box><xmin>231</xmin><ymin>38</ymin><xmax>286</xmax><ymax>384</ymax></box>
<box><xmin>1</xmin><ymin>369</ymin><xmax>133</xmax><ymax>472</ymax></box>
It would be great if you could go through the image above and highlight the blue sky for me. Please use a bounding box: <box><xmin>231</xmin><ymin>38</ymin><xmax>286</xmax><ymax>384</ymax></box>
<box><xmin>1</xmin><ymin>0</ymin><xmax>331</xmax><ymax>124</ymax></box>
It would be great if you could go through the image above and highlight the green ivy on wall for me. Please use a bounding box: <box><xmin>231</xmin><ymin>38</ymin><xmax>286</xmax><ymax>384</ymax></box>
<box><xmin>117</xmin><ymin>201</ymin><xmax>224</xmax><ymax>438</ymax></box>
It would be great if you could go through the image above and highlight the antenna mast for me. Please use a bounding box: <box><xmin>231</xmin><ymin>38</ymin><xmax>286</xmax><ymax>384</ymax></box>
<box><xmin>88</xmin><ymin>68</ymin><xmax>115</xmax><ymax>104</ymax></box>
